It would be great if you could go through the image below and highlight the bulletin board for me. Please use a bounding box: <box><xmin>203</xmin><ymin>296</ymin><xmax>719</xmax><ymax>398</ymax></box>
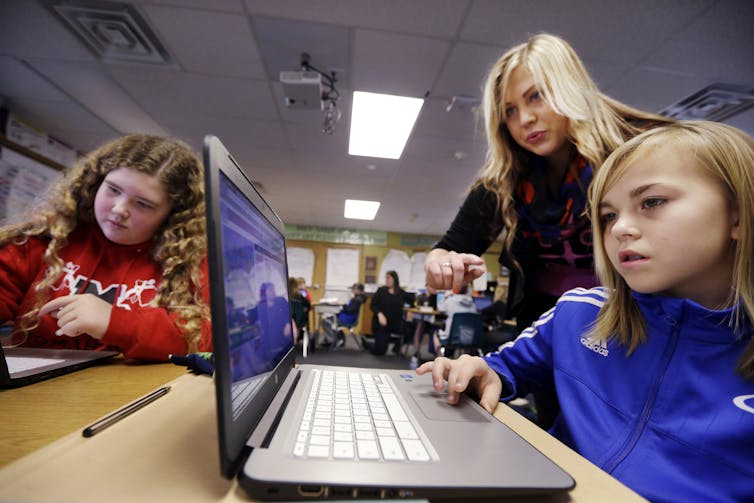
<box><xmin>0</xmin><ymin>135</ymin><xmax>65</xmax><ymax>223</ymax></box>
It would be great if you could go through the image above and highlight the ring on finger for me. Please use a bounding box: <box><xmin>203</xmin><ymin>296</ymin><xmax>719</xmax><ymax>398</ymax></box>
<box><xmin>441</xmin><ymin>262</ymin><xmax>452</xmax><ymax>268</ymax></box>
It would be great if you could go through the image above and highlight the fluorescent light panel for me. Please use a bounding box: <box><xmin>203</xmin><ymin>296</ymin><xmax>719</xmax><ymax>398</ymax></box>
<box><xmin>344</xmin><ymin>199</ymin><xmax>380</xmax><ymax>220</ymax></box>
<box><xmin>348</xmin><ymin>91</ymin><xmax>423</xmax><ymax>159</ymax></box>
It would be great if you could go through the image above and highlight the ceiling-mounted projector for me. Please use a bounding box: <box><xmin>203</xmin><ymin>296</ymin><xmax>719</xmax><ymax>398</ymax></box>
<box><xmin>279</xmin><ymin>70</ymin><xmax>323</xmax><ymax>110</ymax></box>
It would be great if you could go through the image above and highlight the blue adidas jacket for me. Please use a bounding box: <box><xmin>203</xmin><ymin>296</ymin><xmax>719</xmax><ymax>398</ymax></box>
<box><xmin>484</xmin><ymin>287</ymin><xmax>754</xmax><ymax>503</ymax></box>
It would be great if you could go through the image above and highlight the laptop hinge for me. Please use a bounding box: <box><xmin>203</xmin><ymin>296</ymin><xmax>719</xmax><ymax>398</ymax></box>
<box><xmin>246</xmin><ymin>368</ymin><xmax>302</xmax><ymax>450</ymax></box>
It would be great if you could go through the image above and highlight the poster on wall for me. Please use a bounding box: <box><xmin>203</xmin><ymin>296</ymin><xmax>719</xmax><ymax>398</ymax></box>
<box><xmin>0</xmin><ymin>147</ymin><xmax>63</xmax><ymax>223</ymax></box>
<box><xmin>325</xmin><ymin>248</ymin><xmax>359</xmax><ymax>288</ymax></box>
<box><xmin>378</xmin><ymin>249</ymin><xmax>411</xmax><ymax>289</ymax></box>
<box><xmin>286</xmin><ymin>247</ymin><xmax>315</xmax><ymax>286</ymax></box>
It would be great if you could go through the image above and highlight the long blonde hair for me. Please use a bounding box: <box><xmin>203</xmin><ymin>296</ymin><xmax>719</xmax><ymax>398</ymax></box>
<box><xmin>0</xmin><ymin>134</ymin><xmax>209</xmax><ymax>351</ymax></box>
<box><xmin>476</xmin><ymin>33</ymin><xmax>672</xmax><ymax>271</ymax></box>
<box><xmin>588</xmin><ymin>121</ymin><xmax>754</xmax><ymax>379</ymax></box>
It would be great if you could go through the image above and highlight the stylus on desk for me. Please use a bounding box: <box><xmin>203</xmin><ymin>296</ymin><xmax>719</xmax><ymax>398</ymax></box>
<box><xmin>82</xmin><ymin>385</ymin><xmax>171</xmax><ymax>438</ymax></box>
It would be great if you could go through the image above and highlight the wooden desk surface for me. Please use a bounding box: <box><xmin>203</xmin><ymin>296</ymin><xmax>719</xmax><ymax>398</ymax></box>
<box><xmin>0</xmin><ymin>357</ymin><xmax>185</xmax><ymax>467</ymax></box>
<box><xmin>0</xmin><ymin>364</ymin><xmax>646</xmax><ymax>502</ymax></box>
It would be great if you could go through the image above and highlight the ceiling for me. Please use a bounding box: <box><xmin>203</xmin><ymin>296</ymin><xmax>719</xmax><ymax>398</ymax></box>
<box><xmin>1</xmin><ymin>0</ymin><xmax>752</xmax><ymax>236</ymax></box>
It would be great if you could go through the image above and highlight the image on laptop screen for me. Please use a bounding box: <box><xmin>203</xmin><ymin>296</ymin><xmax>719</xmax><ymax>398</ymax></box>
<box><xmin>218</xmin><ymin>173</ymin><xmax>293</xmax><ymax>418</ymax></box>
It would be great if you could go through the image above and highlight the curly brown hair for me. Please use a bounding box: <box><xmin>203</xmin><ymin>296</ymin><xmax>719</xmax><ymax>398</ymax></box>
<box><xmin>0</xmin><ymin>134</ymin><xmax>209</xmax><ymax>351</ymax></box>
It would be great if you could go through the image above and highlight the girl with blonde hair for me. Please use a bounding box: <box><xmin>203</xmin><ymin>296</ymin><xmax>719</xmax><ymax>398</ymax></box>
<box><xmin>419</xmin><ymin>121</ymin><xmax>754</xmax><ymax>501</ymax></box>
<box><xmin>0</xmin><ymin>134</ymin><xmax>211</xmax><ymax>360</ymax></box>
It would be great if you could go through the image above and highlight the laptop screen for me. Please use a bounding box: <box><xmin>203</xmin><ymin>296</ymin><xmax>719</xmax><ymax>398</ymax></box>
<box><xmin>218</xmin><ymin>172</ymin><xmax>293</xmax><ymax>418</ymax></box>
<box><xmin>204</xmin><ymin>135</ymin><xmax>299</xmax><ymax>477</ymax></box>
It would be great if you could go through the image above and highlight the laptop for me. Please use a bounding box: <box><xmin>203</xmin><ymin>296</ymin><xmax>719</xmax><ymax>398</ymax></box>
<box><xmin>0</xmin><ymin>342</ymin><xmax>118</xmax><ymax>388</ymax></box>
<box><xmin>203</xmin><ymin>135</ymin><xmax>575</xmax><ymax>500</ymax></box>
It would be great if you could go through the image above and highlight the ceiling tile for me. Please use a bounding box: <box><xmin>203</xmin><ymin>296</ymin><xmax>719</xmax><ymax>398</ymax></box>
<box><xmin>130</xmin><ymin>0</ymin><xmax>244</xmax><ymax>12</ymax></box>
<box><xmin>244</xmin><ymin>0</ymin><xmax>470</xmax><ymax>37</ymax></box>
<box><xmin>412</xmin><ymin>97</ymin><xmax>485</xmax><ymax>142</ymax></box>
<box><xmin>0</xmin><ymin>0</ymin><xmax>95</xmax><ymax>62</ymax></box>
<box><xmin>642</xmin><ymin>0</ymin><xmax>754</xmax><ymax>85</ymax></box>
<box><xmin>352</xmin><ymin>30</ymin><xmax>449</xmax><ymax>96</ymax></box>
<box><xmin>253</xmin><ymin>17</ymin><xmax>351</xmax><ymax>89</ymax></box>
<box><xmin>108</xmin><ymin>66</ymin><xmax>278</xmax><ymax>119</ymax></box>
<box><xmin>142</xmin><ymin>5</ymin><xmax>266</xmax><ymax>79</ymax></box>
<box><xmin>0</xmin><ymin>57</ymin><xmax>69</xmax><ymax>102</ymax></box>
<box><xmin>432</xmin><ymin>42</ymin><xmax>503</xmax><ymax>99</ymax></box>
<box><xmin>28</xmin><ymin>59</ymin><xmax>167</xmax><ymax>135</ymax></box>
<box><xmin>460</xmin><ymin>0</ymin><xmax>714</xmax><ymax>64</ymax></box>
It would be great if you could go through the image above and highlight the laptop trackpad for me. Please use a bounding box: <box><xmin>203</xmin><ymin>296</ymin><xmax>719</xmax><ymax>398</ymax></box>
<box><xmin>410</xmin><ymin>389</ymin><xmax>488</xmax><ymax>422</ymax></box>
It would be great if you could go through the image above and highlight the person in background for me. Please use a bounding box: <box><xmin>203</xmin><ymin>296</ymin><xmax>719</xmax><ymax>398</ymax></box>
<box><xmin>0</xmin><ymin>134</ymin><xmax>211</xmax><ymax>360</ymax></box>
<box><xmin>437</xmin><ymin>284</ymin><xmax>478</xmax><ymax>341</ymax></box>
<box><xmin>424</xmin><ymin>33</ymin><xmax>673</xmax><ymax>426</ymax></box>
<box><xmin>366</xmin><ymin>270</ymin><xmax>412</xmax><ymax>355</ymax></box>
<box><xmin>419</xmin><ymin>121</ymin><xmax>754</xmax><ymax>502</ymax></box>
<box><xmin>297</xmin><ymin>277</ymin><xmax>312</xmax><ymax>303</ymax></box>
<box><xmin>337</xmin><ymin>282</ymin><xmax>366</xmax><ymax>327</ymax></box>
<box><xmin>288</xmin><ymin>276</ymin><xmax>310</xmax><ymax>345</ymax></box>
<box><xmin>322</xmin><ymin>282</ymin><xmax>367</xmax><ymax>349</ymax></box>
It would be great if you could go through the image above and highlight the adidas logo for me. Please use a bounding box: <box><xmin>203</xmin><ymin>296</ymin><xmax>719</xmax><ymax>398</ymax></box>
<box><xmin>580</xmin><ymin>336</ymin><xmax>609</xmax><ymax>357</ymax></box>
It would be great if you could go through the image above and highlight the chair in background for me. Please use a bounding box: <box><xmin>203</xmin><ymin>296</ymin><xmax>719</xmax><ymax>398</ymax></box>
<box><xmin>388</xmin><ymin>322</ymin><xmax>414</xmax><ymax>356</ymax></box>
<box><xmin>439</xmin><ymin>312</ymin><xmax>485</xmax><ymax>359</ymax></box>
<box><xmin>290</xmin><ymin>298</ymin><xmax>311</xmax><ymax>357</ymax></box>
<box><xmin>321</xmin><ymin>313</ymin><xmax>361</xmax><ymax>351</ymax></box>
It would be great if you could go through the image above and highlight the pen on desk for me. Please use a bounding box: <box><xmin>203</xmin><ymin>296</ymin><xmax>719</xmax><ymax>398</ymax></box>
<box><xmin>82</xmin><ymin>385</ymin><xmax>171</xmax><ymax>438</ymax></box>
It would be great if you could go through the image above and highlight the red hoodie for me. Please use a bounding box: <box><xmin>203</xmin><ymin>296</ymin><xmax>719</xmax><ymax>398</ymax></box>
<box><xmin>0</xmin><ymin>224</ymin><xmax>211</xmax><ymax>361</ymax></box>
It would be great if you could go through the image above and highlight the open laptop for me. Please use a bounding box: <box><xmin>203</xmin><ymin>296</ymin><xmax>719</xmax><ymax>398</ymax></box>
<box><xmin>0</xmin><ymin>342</ymin><xmax>118</xmax><ymax>388</ymax></box>
<box><xmin>203</xmin><ymin>135</ymin><xmax>575</xmax><ymax>500</ymax></box>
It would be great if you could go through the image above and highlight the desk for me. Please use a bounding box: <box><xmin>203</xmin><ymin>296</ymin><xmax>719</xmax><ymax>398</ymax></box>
<box><xmin>0</xmin><ymin>357</ymin><xmax>185</xmax><ymax>467</ymax></box>
<box><xmin>0</xmin><ymin>365</ymin><xmax>646</xmax><ymax>502</ymax></box>
<box><xmin>312</xmin><ymin>301</ymin><xmax>342</xmax><ymax>332</ymax></box>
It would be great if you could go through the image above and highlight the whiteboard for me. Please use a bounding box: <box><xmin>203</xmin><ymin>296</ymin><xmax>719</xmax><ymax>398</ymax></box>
<box><xmin>286</xmin><ymin>247</ymin><xmax>315</xmax><ymax>285</ymax></box>
<box><xmin>325</xmin><ymin>248</ymin><xmax>359</xmax><ymax>288</ymax></box>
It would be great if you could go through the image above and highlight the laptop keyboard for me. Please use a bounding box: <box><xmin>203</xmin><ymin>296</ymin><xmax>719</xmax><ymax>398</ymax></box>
<box><xmin>293</xmin><ymin>369</ymin><xmax>433</xmax><ymax>462</ymax></box>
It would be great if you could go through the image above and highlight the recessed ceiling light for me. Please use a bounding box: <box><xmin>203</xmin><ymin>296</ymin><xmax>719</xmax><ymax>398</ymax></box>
<box><xmin>344</xmin><ymin>199</ymin><xmax>380</xmax><ymax>220</ymax></box>
<box><xmin>348</xmin><ymin>91</ymin><xmax>423</xmax><ymax>159</ymax></box>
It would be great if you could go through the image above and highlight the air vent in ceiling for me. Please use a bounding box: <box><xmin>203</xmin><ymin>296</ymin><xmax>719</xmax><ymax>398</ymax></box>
<box><xmin>50</xmin><ymin>0</ymin><xmax>172</xmax><ymax>65</ymax></box>
<box><xmin>660</xmin><ymin>84</ymin><xmax>754</xmax><ymax>122</ymax></box>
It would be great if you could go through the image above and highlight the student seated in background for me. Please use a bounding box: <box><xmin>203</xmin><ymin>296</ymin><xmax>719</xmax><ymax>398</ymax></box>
<box><xmin>297</xmin><ymin>277</ymin><xmax>312</xmax><ymax>303</ymax></box>
<box><xmin>418</xmin><ymin>121</ymin><xmax>754</xmax><ymax>502</ymax></box>
<box><xmin>0</xmin><ymin>135</ymin><xmax>211</xmax><ymax>361</ymax></box>
<box><xmin>321</xmin><ymin>283</ymin><xmax>366</xmax><ymax>348</ymax></box>
<box><xmin>436</xmin><ymin>284</ymin><xmax>478</xmax><ymax>341</ymax></box>
<box><xmin>336</xmin><ymin>283</ymin><xmax>366</xmax><ymax>327</ymax></box>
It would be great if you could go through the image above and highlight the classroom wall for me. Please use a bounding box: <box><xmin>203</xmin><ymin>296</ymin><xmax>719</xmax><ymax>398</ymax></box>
<box><xmin>286</xmin><ymin>232</ymin><xmax>502</xmax><ymax>303</ymax></box>
<box><xmin>287</xmin><ymin>229</ymin><xmax>502</xmax><ymax>336</ymax></box>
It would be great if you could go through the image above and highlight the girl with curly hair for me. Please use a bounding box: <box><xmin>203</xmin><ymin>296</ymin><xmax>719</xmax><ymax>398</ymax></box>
<box><xmin>0</xmin><ymin>134</ymin><xmax>211</xmax><ymax>360</ymax></box>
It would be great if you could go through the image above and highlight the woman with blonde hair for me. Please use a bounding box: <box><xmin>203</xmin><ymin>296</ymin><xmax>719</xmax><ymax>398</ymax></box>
<box><xmin>0</xmin><ymin>134</ymin><xmax>211</xmax><ymax>360</ymax></box>
<box><xmin>425</xmin><ymin>33</ymin><xmax>673</xmax><ymax>425</ymax></box>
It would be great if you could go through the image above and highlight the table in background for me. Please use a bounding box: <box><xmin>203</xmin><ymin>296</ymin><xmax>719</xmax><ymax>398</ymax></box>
<box><xmin>312</xmin><ymin>301</ymin><xmax>342</xmax><ymax>333</ymax></box>
<box><xmin>0</xmin><ymin>362</ymin><xmax>647</xmax><ymax>502</ymax></box>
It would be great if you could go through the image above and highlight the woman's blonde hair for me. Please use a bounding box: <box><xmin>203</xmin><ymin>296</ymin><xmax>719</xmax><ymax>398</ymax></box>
<box><xmin>0</xmin><ymin>134</ymin><xmax>209</xmax><ymax>351</ymax></box>
<box><xmin>588</xmin><ymin>121</ymin><xmax>754</xmax><ymax>378</ymax></box>
<box><xmin>476</xmin><ymin>33</ymin><xmax>672</xmax><ymax>271</ymax></box>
